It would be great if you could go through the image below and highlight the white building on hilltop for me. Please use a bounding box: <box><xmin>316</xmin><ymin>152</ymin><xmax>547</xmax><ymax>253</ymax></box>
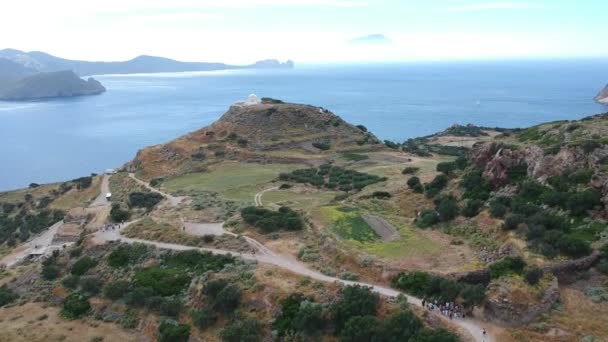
<box><xmin>234</xmin><ymin>94</ymin><xmax>261</xmax><ymax>106</ymax></box>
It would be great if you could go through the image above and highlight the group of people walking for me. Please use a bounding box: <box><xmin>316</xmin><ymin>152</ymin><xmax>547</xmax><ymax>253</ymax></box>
<box><xmin>101</xmin><ymin>222</ymin><xmax>123</xmax><ymax>231</ymax></box>
<box><xmin>421</xmin><ymin>298</ymin><xmax>466</xmax><ymax>320</ymax></box>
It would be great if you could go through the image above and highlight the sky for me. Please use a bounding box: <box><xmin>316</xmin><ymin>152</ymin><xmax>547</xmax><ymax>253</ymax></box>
<box><xmin>2</xmin><ymin>0</ymin><xmax>607</xmax><ymax>64</ymax></box>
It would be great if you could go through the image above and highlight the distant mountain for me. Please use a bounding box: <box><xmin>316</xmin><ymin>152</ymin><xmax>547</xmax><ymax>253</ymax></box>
<box><xmin>0</xmin><ymin>58</ymin><xmax>37</xmax><ymax>88</ymax></box>
<box><xmin>0</xmin><ymin>70</ymin><xmax>105</xmax><ymax>101</ymax></box>
<box><xmin>595</xmin><ymin>84</ymin><xmax>608</xmax><ymax>105</ymax></box>
<box><xmin>0</xmin><ymin>49</ymin><xmax>295</xmax><ymax>76</ymax></box>
<box><xmin>349</xmin><ymin>34</ymin><xmax>392</xmax><ymax>45</ymax></box>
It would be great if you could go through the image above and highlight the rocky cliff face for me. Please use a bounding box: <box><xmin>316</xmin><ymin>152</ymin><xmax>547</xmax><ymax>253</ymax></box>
<box><xmin>484</xmin><ymin>276</ymin><xmax>559</xmax><ymax>327</ymax></box>
<box><xmin>0</xmin><ymin>70</ymin><xmax>105</xmax><ymax>101</ymax></box>
<box><xmin>471</xmin><ymin>114</ymin><xmax>608</xmax><ymax>217</ymax></box>
<box><xmin>595</xmin><ymin>84</ymin><xmax>608</xmax><ymax>105</ymax></box>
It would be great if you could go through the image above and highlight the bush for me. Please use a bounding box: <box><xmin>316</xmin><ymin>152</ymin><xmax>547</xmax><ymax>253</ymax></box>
<box><xmin>213</xmin><ymin>284</ymin><xmax>241</xmax><ymax>313</ymax></box>
<box><xmin>312</xmin><ymin>141</ymin><xmax>331</xmax><ymax>151</ymax></box>
<box><xmin>62</xmin><ymin>275</ymin><xmax>80</xmax><ymax>289</ymax></box>
<box><xmin>332</xmin><ymin>285</ymin><xmax>379</xmax><ymax>331</ymax></box>
<box><xmin>134</xmin><ymin>267</ymin><xmax>191</xmax><ymax>297</ymax></box>
<box><xmin>407</xmin><ymin>176</ymin><xmax>421</xmax><ymax>189</ymax></box>
<box><xmin>503</xmin><ymin>214</ymin><xmax>525</xmax><ymax>231</ymax></box>
<box><xmin>61</xmin><ymin>293</ymin><xmax>91</xmax><ymax>319</ymax></box>
<box><xmin>424</xmin><ymin>174</ymin><xmax>448</xmax><ymax>198</ymax></box>
<box><xmin>107</xmin><ymin>244</ymin><xmax>148</xmax><ymax>268</ymax></box>
<box><xmin>110</xmin><ymin>203</ymin><xmax>130</xmax><ymax>223</ymax></box>
<box><xmin>524</xmin><ymin>268</ymin><xmax>544</xmax><ymax>285</ymax></box>
<box><xmin>461</xmin><ymin>199</ymin><xmax>483</xmax><ymax>218</ymax></box>
<box><xmin>128</xmin><ymin>192</ymin><xmax>164</xmax><ymax>209</ymax></box>
<box><xmin>191</xmin><ymin>307</ymin><xmax>217</xmax><ymax>330</ymax></box>
<box><xmin>241</xmin><ymin>206</ymin><xmax>304</xmax><ymax>233</ymax></box>
<box><xmin>416</xmin><ymin>210</ymin><xmax>439</xmax><ymax>228</ymax></box>
<box><xmin>160</xmin><ymin>297</ymin><xmax>183</xmax><ymax>318</ymax></box>
<box><xmin>436</xmin><ymin>161</ymin><xmax>457</xmax><ymax>175</ymax></box>
<box><xmin>436</xmin><ymin>196</ymin><xmax>459</xmax><ymax>222</ymax></box>
<box><xmin>158</xmin><ymin>321</ymin><xmax>190</xmax><ymax>342</ymax></box>
<box><xmin>489</xmin><ymin>201</ymin><xmax>508</xmax><ymax>218</ymax></box>
<box><xmin>220</xmin><ymin>319</ymin><xmax>262</xmax><ymax>342</ymax></box>
<box><xmin>71</xmin><ymin>256</ymin><xmax>98</xmax><ymax>276</ymax></box>
<box><xmin>340</xmin><ymin>315</ymin><xmax>381</xmax><ymax>342</ymax></box>
<box><xmin>0</xmin><ymin>287</ymin><xmax>18</xmax><ymax>307</ymax></box>
<box><xmin>42</xmin><ymin>264</ymin><xmax>61</xmax><ymax>280</ymax></box>
<box><xmin>104</xmin><ymin>281</ymin><xmax>131</xmax><ymax>300</ymax></box>
<box><xmin>402</xmin><ymin>167</ymin><xmax>419</xmax><ymax>175</ymax></box>
<box><xmin>489</xmin><ymin>257</ymin><xmax>526</xmax><ymax>279</ymax></box>
<box><xmin>341</xmin><ymin>153</ymin><xmax>369</xmax><ymax>161</ymax></box>
<box><xmin>567</xmin><ymin>189</ymin><xmax>602</xmax><ymax>216</ymax></box>
<box><xmin>370</xmin><ymin>191</ymin><xmax>391</xmax><ymax>199</ymax></box>
<box><xmin>381</xmin><ymin>310</ymin><xmax>423</xmax><ymax>341</ymax></box>
<box><xmin>79</xmin><ymin>277</ymin><xmax>103</xmax><ymax>295</ymax></box>
<box><xmin>392</xmin><ymin>272</ymin><xmax>485</xmax><ymax>308</ymax></box>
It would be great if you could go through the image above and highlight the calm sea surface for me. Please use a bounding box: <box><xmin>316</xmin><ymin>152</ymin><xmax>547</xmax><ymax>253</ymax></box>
<box><xmin>1</xmin><ymin>60</ymin><xmax>607</xmax><ymax>190</ymax></box>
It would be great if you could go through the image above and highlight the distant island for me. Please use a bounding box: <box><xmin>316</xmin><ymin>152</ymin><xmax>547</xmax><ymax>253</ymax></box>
<box><xmin>0</xmin><ymin>58</ymin><xmax>105</xmax><ymax>101</ymax></box>
<box><xmin>349</xmin><ymin>34</ymin><xmax>392</xmax><ymax>45</ymax></box>
<box><xmin>595</xmin><ymin>84</ymin><xmax>608</xmax><ymax>105</ymax></box>
<box><xmin>0</xmin><ymin>49</ymin><xmax>295</xmax><ymax>76</ymax></box>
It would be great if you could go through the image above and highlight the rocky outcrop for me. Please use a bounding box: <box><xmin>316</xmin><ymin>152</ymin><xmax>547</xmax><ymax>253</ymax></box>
<box><xmin>595</xmin><ymin>84</ymin><xmax>608</xmax><ymax>105</ymax></box>
<box><xmin>484</xmin><ymin>276</ymin><xmax>559</xmax><ymax>327</ymax></box>
<box><xmin>0</xmin><ymin>70</ymin><xmax>105</xmax><ymax>101</ymax></box>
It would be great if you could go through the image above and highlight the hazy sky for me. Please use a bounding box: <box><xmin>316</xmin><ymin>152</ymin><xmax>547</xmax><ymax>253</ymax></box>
<box><xmin>2</xmin><ymin>0</ymin><xmax>607</xmax><ymax>63</ymax></box>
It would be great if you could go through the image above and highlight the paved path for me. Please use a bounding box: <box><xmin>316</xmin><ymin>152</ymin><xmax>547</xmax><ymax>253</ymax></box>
<box><xmin>128</xmin><ymin>173</ymin><xmax>184</xmax><ymax>207</ymax></box>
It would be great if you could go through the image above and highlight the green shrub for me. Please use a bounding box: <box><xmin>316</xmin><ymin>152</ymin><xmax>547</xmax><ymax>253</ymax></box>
<box><xmin>370</xmin><ymin>191</ymin><xmax>391</xmax><ymax>199</ymax></box>
<box><xmin>0</xmin><ymin>287</ymin><xmax>18</xmax><ymax>307</ymax></box>
<box><xmin>62</xmin><ymin>275</ymin><xmax>80</xmax><ymax>289</ymax></box>
<box><xmin>407</xmin><ymin>176</ymin><xmax>421</xmax><ymax>189</ymax></box>
<box><xmin>567</xmin><ymin>189</ymin><xmax>602</xmax><ymax>216</ymax></box>
<box><xmin>489</xmin><ymin>257</ymin><xmax>526</xmax><ymax>279</ymax></box>
<box><xmin>436</xmin><ymin>196</ymin><xmax>459</xmax><ymax>222</ymax></box>
<box><xmin>340</xmin><ymin>315</ymin><xmax>381</xmax><ymax>342</ymax></box>
<box><xmin>61</xmin><ymin>293</ymin><xmax>91</xmax><ymax>319</ymax></box>
<box><xmin>110</xmin><ymin>203</ymin><xmax>130</xmax><ymax>222</ymax></box>
<box><xmin>332</xmin><ymin>285</ymin><xmax>379</xmax><ymax>332</ymax></box>
<box><xmin>163</xmin><ymin>250</ymin><xmax>235</xmax><ymax>274</ymax></box>
<box><xmin>524</xmin><ymin>268</ymin><xmax>544</xmax><ymax>285</ymax></box>
<box><xmin>107</xmin><ymin>244</ymin><xmax>148</xmax><ymax>268</ymax></box>
<box><xmin>79</xmin><ymin>277</ymin><xmax>103</xmax><ymax>295</ymax></box>
<box><xmin>220</xmin><ymin>319</ymin><xmax>262</xmax><ymax>342</ymax></box>
<box><xmin>436</xmin><ymin>161</ymin><xmax>457</xmax><ymax>175</ymax></box>
<box><xmin>71</xmin><ymin>256</ymin><xmax>98</xmax><ymax>276</ymax></box>
<box><xmin>416</xmin><ymin>210</ymin><xmax>439</xmax><ymax>228</ymax></box>
<box><xmin>128</xmin><ymin>192</ymin><xmax>164</xmax><ymax>209</ymax></box>
<box><xmin>461</xmin><ymin>199</ymin><xmax>484</xmax><ymax>218</ymax></box>
<box><xmin>424</xmin><ymin>174</ymin><xmax>448</xmax><ymax>198</ymax></box>
<box><xmin>213</xmin><ymin>284</ymin><xmax>241</xmax><ymax>313</ymax></box>
<box><xmin>160</xmin><ymin>297</ymin><xmax>183</xmax><ymax>318</ymax></box>
<box><xmin>134</xmin><ymin>267</ymin><xmax>191</xmax><ymax>297</ymax></box>
<box><xmin>241</xmin><ymin>206</ymin><xmax>303</xmax><ymax>233</ymax></box>
<box><xmin>402</xmin><ymin>167</ymin><xmax>419</xmax><ymax>175</ymax></box>
<box><xmin>103</xmin><ymin>281</ymin><xmax>131</xmax><ymax>300</ymax></box>
<box><xmin>503</xmin><ymin>214</ymin><xmax>525</xmax><ymax>231</ymax></box>
<box><xmin>274</xmin><ymin>293</ymin><xmax>324</xmax><ymax>337</ymax></box>
<box><xmin>191</xmin><ymin>307</ymin><xmax>217</xmax><ymax>330</ymax></box>
<box><xmin>42</xmin><ymin>264</ymin><xmax>61</xmax><ymax>280</ymax></box>
<box><xmin>312</xmin><ymin>141</ymin><xmax>331</xmax><ymax>150</ymax></box>
<box><xmin>158</xmin><ymin>321</ymin><xmax>190</xmax><ymax>342</ymax></box>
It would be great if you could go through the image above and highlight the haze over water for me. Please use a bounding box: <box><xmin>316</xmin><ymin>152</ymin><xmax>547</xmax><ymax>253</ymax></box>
<box><xmin>1</xmin><ymin>59</ymin><xmax>607</xmax><ymax>191</ymax></box>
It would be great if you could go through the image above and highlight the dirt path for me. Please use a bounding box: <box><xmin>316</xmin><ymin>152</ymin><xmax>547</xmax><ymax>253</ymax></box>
<box><xmin>128</xmin><ymin>173</ymin><xmax>184</xmax><ymax>207</ymax></box>
<box><xmin>254</xmin><ymin>187</ymin><xmax>278</xmax><ymax>207</ymax></box>
<box><xmin>89</xmin><ymin>174</ymin><xmax>110</xmax><ymax>207</ymax></box>
<box><xmin>0</xmin><ymin>220</ymin><xmax>64</xmax><ymax>267</ymax></box>
<box><xmin>92</xmin><ymin>226</ymin><xmax>493</xmax><ymax>342</ymax></box>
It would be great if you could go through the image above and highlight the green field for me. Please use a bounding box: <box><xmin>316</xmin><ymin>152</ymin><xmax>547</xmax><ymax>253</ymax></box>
<box><xmin>163</xmin><ymin>162</ymin><xmax>304</xmax><ymax>201</ymax></box>
<box><xmin>318</xmin><ymin>206</ymin><xmax>379</xmax><ymax>242</ymax></box>
<box><xmin>262</xmin><ymin>190</ymin><xmax>339</xmax><ymax>210</ymax></box>
<box><xmin>316</xmin><ymin>205</ymin><xmax>442</xmax><ymax>259</ymax></box>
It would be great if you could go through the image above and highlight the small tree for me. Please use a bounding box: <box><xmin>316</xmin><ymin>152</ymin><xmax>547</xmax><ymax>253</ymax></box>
<box><xmin>61</xmin><ymin>293</ymin><xmax>91</xmax><ymax>319</ymax></box>
<box><xmin>158</xmin><ymin>321</ymin><xmax>190</xmax><ymax>342</ymax></box>
<box><xmin>220</xmin><ymin>319</ymin><xmax>262</xmax><ymax>342</ymax></box>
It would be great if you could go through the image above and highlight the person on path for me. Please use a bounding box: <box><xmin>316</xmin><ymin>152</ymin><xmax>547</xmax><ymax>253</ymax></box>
<box><xmin>482</xmin><ymin>328</ymin><xmax>487</xmax><ymax>342</ymax></box>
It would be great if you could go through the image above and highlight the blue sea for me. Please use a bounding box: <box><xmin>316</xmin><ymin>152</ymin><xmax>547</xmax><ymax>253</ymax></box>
<box><xmin>1</xmin><ymin>59</ymin><xmax>607</xmax><ymax>191</ymax></box>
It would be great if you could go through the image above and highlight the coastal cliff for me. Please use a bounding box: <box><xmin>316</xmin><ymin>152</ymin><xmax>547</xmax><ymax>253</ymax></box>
<box><xmin>0</xmin><ymin>70</ymin><xmax>105</xmax><ymax>101</ymax></box>
<box><xmin>595</xmin><ymin>84</ymin><xmax>608</xmax><ymax>105</ymax></box>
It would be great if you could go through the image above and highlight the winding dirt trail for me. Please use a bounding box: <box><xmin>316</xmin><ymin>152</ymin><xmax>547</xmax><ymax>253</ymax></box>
<box><xmin>254</xmin><ymin>187</ymin><xmax>278</xmax><ymax>207</ymax></box>
<box><xmin>118</xmin><ymin>174</ymin><xmax>495</xmax><ymax>342</ymax></box>
<box><xmin>128</xmin><ymin>173</ymin><xmax>184</xmax><ymax>207</ymax></box>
